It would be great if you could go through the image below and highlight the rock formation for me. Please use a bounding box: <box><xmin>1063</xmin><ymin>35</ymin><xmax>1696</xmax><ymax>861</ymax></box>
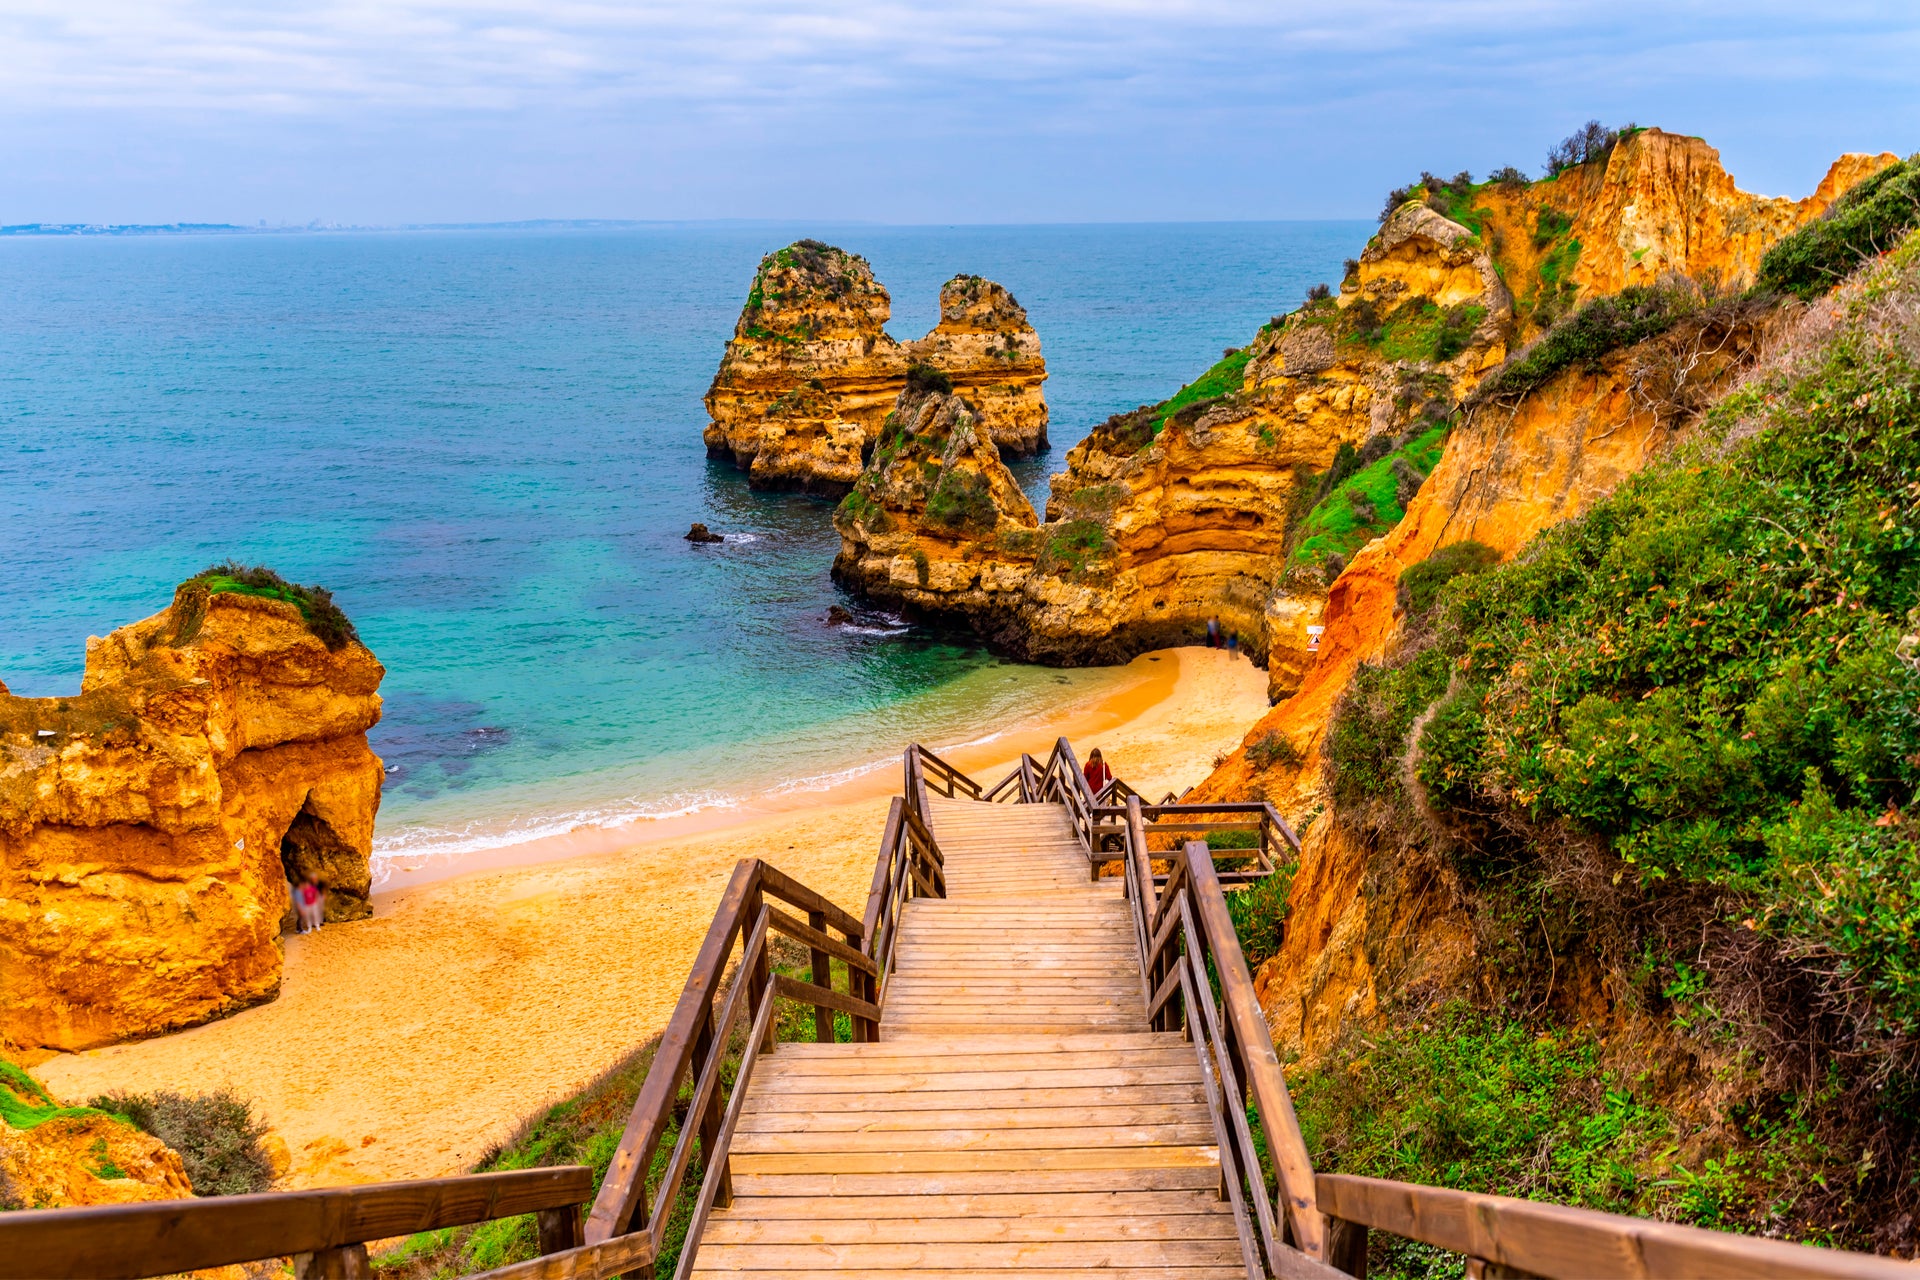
<box><xmin>0</xmin><ymin>1067</ymin><xmax>194</xmax><ymax>1208</ymax></box>
<box><xmin>704</xmin><ymin>243</ymin><xmax>1048</xmax><ymax>494</ymax></box>
<box><xmin>832</xmin><ymin>374</ymin><xmax>1041</xmax><ymax>637</ymax></box>
<box><xmin>827</xmin><ymin>131</ymin><xmax>1894</xmax><ymax>673</ymax></box>
<box><xmin>904</xmin><ymin>276</ymin><xmax>1049</xmax><ymax>457</ymax></box>
<box><xmin>1</xmin><ymin>576</ymin><xmax>384</xmax><ymax>1051</ymax></box>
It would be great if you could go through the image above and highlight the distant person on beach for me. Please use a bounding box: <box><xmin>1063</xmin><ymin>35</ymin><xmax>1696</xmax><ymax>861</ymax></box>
<box><xmin>1226</xmin><ymin>631</ymin><xmax>1240</xmax><ymax>654</ymax></box>
<box><xmin>1206</xmin><ymin>618</ymin><xmax>1221</xmax><ymax>648</ymax></box>
<box><xmin>295</xmin><ymin>879</ymin><xmax>326</xmax><ymax>933</ymax></box>
<box><xmin>1083</xmin><ymin>747</ymin><xmax>1113</xmax><ymax>796</ymax></box>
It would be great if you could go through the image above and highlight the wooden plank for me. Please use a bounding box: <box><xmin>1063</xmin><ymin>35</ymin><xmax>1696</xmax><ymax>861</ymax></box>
<box><xmin>690</xmin><ymin>1269</ymin><xmax>1246</xmax><ymax>1280</ymax></box>
<box><xmin>739</xmin><ymin>1084</ymin><xmax>1210</xmax><ymax>1114</ymax></box>
<box><xmin>754</xmin><ymin>1048</ymin><xmax>1193</xmax><ymax>1073</ymax></box>
<box><xmin>730</xmin><ymin>1166</ymin><xmax>1227</xmax><ymax>1197</ymax></box>
<box><xmin>463</xmin><ymin>1229</ymin><xmax>655</xmax><ymax>1280</ymax></box>
<box><xmin>730</xmin><ymin>1123</ymin><xmax>1219</xmax><ymax>1153</ymax></box>
<box><xmin>698</xmin><ymin>1213</ymin><xmax>1239</xmax><ymax>1244</ymax></box>
<box><xmin>729</xmin><ymin>1145</ymin><xmax>1219</xmax><ymax>1175</ymax></box>
<box><xmin>687</xmin><ymin>1238</ymin><xmax>1245</xmax><ymax>1268</ymax></box>
<box><xmin>733</xmin><ymin>1105</ymin><xmax>1215</xmax><ymax>1133</ymax></box>
<box><xmin>766</xmin><ymin>904</ymin><xmax>877</xmax><ymax>976</ymax></box>
<box><xmin>770</xmin><ymin>973</ymin><xmax>881</xmax><ymax>1024</ymax></box>
<box><xmin>756</xmin><ymin>862</ymin><xmax>866</xmax><ymax>948</ymax></box>
<box><xmin>695</xmin><ymin>1190</ymin><xmax>1228</xmax><ymax>1220</ymax></box>
<box><xmin>0</xmin><ymin>1167</ymin><xmax>593</xmax><ymax>1280</ymax></box>
<box><xmin>1316</xmin><ymin>1174</ymin><xmax>1917</xmax><ymax>1280</ymax></box>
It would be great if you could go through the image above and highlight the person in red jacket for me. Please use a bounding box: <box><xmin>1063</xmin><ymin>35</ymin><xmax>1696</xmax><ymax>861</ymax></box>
<box><xmin>1083</xmin><ymin>747</ymin><xmax>1113</xmax><ymax>797</ymax></box>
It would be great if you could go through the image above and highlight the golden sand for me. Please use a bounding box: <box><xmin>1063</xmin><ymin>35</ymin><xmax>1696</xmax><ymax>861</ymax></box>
<box><xmin>35</xmin><ymin>646</ymin><xmax>1267</xmax><ymax>1186</ymax></box>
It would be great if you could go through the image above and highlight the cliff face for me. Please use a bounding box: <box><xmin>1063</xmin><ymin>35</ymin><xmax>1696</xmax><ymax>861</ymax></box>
<box><xmin>1197</xmin><ymin>301</ymin><xmax>1777</xmax><ymax>1057</ymax></box>
<box><xmin>829</xmin><ymin>133</ymin><xmax>1893</xmax><ymax>673</ymax></box>
<box><xmin>0</xmin><ymin>586</ymin><xmax>384</xmax><ymax>1051</ymax></box>
<box><xmin>705</xmin><ymin>244</ymin><xmax>1048</xmax><ymax>494</ymax></box>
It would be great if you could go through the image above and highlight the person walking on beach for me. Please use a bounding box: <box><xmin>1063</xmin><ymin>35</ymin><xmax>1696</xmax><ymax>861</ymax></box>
<box><xmin>1083</xmin><ymin>747</ymin><xmax>1113</xmax><ymax>797</ymax></box>
<box><xmin>1206</xmin><ymin>617</ymin><xmax>1222</xmax><ymax>648</ymax></box>
<box><xmin>295</xmin><ymin>878</ymin><xmax>326</xmax><ymax>933</ymax></box>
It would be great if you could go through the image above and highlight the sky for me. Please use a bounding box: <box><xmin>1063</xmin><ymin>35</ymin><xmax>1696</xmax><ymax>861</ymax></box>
<box><xmin>1</xmin><ymin>1</ymin><xmax>1915</xmax><ymax>225</ymax></box>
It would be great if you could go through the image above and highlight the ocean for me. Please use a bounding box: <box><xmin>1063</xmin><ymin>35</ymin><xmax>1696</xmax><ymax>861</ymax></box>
<box><xmin>0</xmin><ymin>222</ymin><xmax>1367</xmax><ymax>873</ymax></box>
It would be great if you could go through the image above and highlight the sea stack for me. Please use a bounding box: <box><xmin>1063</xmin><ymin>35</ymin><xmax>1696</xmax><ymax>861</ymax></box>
<box><xmin>0</xmin><ymin>571</ymin><xmax>385</xmax><ymax>1051</ymax></box>
<box><xmin>905</xmin><ymin>275</ymin><xmax>1049</xmax><ymax>457</ymax></box>
<box><xmin>705</xmin><ymin>243</ymin><xmax>1048</xmax><ymax>495</ymax></box>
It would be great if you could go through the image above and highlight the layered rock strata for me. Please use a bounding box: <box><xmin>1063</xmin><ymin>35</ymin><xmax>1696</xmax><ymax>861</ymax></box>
<box><xmin>904</xmin><ymin>276</ymin><xmax>1049</xmax><ymax>457</ymax></box>
<box><xmin>704</xmin><ymin>242</ymin><xmax>1047</xmax><ymax>494</ymax></box>
<box><xmin>829</xmin><ymin>132</ymin><xmax>1893</xmax><ymax>670</ymax></box>
<box><xmin>1</xmin><ymin>588</ymin><xmax>384</xmax><ymax>1051</ymax></box>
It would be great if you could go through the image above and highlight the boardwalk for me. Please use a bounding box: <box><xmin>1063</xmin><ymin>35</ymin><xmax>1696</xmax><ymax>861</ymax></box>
<box><xmin>692</xmin><ymin>794</ymin><xmax>1245</xmax><ymax>1276</ymax></box>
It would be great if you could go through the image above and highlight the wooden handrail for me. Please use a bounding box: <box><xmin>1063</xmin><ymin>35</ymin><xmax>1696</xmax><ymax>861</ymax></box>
<box><xmin>1316</xmin><ymin>1174</ymin><xmax>1919</xmax><ymax>1279</ymax></box>
<box><xmin>0</xmin><ymin>1167</ymin><xmax>593</xmax><ymax>1280</ymax></box>
<box><xmin>586</xmin><ymin>858</ymin><xmax>870</xmax><ymax>1248</ymax></box>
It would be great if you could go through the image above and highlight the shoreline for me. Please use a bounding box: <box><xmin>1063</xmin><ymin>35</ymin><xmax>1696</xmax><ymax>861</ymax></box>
<box><xmin>35</xmin><ymin>646</ymin><xmax>1267</xmax><ymax>1188</ymax></box>
<box><xmin>368</xmin><ymin>647</ymin><xmax>1180</xmax><ymax>894</ymax></box>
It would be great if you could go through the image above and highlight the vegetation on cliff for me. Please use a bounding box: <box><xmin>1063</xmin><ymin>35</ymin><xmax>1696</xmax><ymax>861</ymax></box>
<box><xmin>173</xmin><ymin>562</ymin><xmax>358</xmax><ymax>650</ymax></box>
<box><xmin>1287</xmin><ymin>426</ymin><xmax>1448</xmax><ymax>578</ymax></box>
<box><xmin>1312</xmin><ymin>235</ymin><xmax>1920</xmax><ymax>1253</ymax></box>
<box><xmin>89</xmin><ymin>1089</ymin><xmax>273</xmax><ymax>1196</ymax></box>
<box><xmin>1759</xmin><ymin>155</ymin><xmax>1920</xmax><ymax>300</ymax></box>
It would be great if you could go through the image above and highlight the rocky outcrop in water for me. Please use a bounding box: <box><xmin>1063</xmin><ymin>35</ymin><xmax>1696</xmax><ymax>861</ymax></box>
<box><xmin>705</xmin><ymin>243</ymin><xmax>1048</xmax><ymax>495</ymax></box>
<box><xmin>0</xmin><ymin>576</ymin><xmax>384</xmax><ymax>1051</ymax></box>
<box><xmin>904</xmin><ymin>276</ymin><xmax>1049</xmax><ymax>458</ymax></box>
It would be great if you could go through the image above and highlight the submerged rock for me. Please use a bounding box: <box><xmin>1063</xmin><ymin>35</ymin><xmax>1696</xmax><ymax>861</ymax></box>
<box><xmin>825</xmin><ymin>605</ymin><xmax>855</xmax><ymax>626</ymax></box>
<box><xmin>684</xmin><ymin>522</ymin><xmax>724</xmax><ymax>543</ymax></box>
<box><xmin>0</xmin><ymin>577</ymin><xmax>385</xmax><ymax>1052</ymax></box>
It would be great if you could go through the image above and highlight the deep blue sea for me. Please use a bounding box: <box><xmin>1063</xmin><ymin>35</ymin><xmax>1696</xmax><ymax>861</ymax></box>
<box><xmin>0</xmin><ymin>222</ymin><xmax>1366</xmax><ymax>870</ymax></box>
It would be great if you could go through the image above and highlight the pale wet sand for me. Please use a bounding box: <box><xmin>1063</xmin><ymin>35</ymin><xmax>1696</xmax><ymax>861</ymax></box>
<box><xmin>36</xmin><ymin>646</ymin><xmax>1268</xmax><ymax>1187</ymax></box>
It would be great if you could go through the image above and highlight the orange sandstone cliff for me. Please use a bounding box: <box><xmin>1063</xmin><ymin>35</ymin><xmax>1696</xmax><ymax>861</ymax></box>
<box><xmin>704</xmin><ymin>242</ymin><xmax>1047</xmax><ymax>495</ymax></box>
<box><xmin>0</xmin><ymin>586</ymin><xmax>384</xmax><ymax>1052</ymax></box>
<box><xmin>828</xmin><ymin>131</ymin><xmax>1895</xmax><ymax>674</ymax></box>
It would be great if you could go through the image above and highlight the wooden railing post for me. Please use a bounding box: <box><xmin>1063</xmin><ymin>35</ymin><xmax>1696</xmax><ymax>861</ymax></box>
<box><xmin>536</xmin><ymin>1203</ymin><xmax>586</xmax><ymax>1256</ymax></box>
<box><xmin>808</xmin><ymin>908</ymin><xmax>834</xmax><ymax>1043</ymax></box>
<box><xmin>295</xmin><ymin>1245</ymin><xmax>370</xmax><ymax>1279</ymax></box>
<box><xmin>1326</xmin><ymin>1215</ymin><xmax>1369</xmax><ymax>1278</ymax></box>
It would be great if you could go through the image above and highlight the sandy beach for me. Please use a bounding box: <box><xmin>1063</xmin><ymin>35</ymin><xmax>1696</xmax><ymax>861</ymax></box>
<box><xmin>35</xmin><ymin>646</ymin><xmax>1267</xmax><ymax>1187</ymax></box>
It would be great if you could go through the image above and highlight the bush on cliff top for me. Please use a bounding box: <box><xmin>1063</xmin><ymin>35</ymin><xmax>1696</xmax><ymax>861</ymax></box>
<box><xmin>1758</xmin><ymin>155</ymin><xmax>1920</xmax><ymax>300</ymax></box>
<box><xmin>91</xmin><ymin>1088</ymin><xmax>273</xmax><ymax>1197</ymax></box>
<box><xmin>1471</xmin><ymin>282</ymin><xmax>1699</xmax><ymax>406</ymax></box>
<box><xmin>173</xmin><ymin>562</ymin><xmax>358</xmax><ymax>650</ymax></box>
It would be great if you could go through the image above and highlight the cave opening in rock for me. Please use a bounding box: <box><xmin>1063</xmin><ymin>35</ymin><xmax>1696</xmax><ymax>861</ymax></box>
<box><xmin>278</xmin><ymin>797</ymin><xmax>371</xmax><ymax>929</ymax></box>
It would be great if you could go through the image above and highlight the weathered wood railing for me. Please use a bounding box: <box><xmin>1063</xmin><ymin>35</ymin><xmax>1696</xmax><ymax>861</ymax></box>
<box><xmin>859</xmin><ymin>793</ymin><xmax>948</xmax><ymax>1008</ymax></box>
<box><xmin>576</xmin><ymin>858</ymin><xmax>882</xmax><ymax>1279</ymax></box>
<box><xmin>1118</xmin><ymin>799</ymin><xmax>1331</xmax><ymax>1277</ymax></box>
<box><xmin>1314</xmin><ymin>1174</ymin><xmax>1920</xmax><ymax>1279</ymax></box>
<box><xmin>1108</xmin><ymin>797</ymin><xmax>1300</xmax><ymax>885</ymax></box>
<box><xmin>0</xmin><ymin>1166</ymin><xmax>596</xmax><ymax>1280</ymax></box>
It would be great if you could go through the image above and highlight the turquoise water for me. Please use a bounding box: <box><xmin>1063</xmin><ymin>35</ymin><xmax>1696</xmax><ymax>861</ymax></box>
<box><xmin>0</xmin><ymin>223</ymin><xmax>1365</xmax><ymax>865</ymax></box>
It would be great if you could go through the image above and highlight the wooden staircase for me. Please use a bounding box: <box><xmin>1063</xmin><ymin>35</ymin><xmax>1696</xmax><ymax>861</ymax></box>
<box><xmin>693</xmin><ymin>795</ymin><xmax>1245</xmax><ymax>1275</ymax></box>
<box><xmin>17</xmin><ymin>741</ymin><xmax>1909</xmax><ymax>1280</ymax></box>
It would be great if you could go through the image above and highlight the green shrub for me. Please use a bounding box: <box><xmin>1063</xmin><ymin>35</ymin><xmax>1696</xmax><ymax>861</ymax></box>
<box><xmin>1246</xmin><ymin>731</ymin><xmax>1304</xmax><ymax>770</ymax></box>
<box><xmin>1155</xmin><ymin>347</ymin><xmax>1251</xmax><ymax>432</ymax></box>
<box><xmin>91</xmin><ymin>1089</ymin><xmax>273</xmax><ymax>1196</ymax></box>
<box><xmin>1039</xmin><ymin>519</ymin><xmax>1112</xmax><ymax>577</ymax></box>
<box><xmin>1</xmin><ymin>1061</ymin><xmax>116</xmax><ymax>1132</ymax></box>
<box><xmin>1474</xmin><ymin>283</ymin><xmax>1698</xmax><ymax>405</ymax></box>
<box><xmin>1328</xmin><ymin>237</ymin><xmax>1920</xmax><ymax>1026</ymax></box>
<box><xmin>1289</xmin><ymin>425</ymin><xmax>1449</xmax><ymax>573</ymax></box>
<box><xmin>174</xmin><ymin>562</ymin><xmax>358</xmax><ymax>650</ymax></box>
<box><xmin>1226</xmin><ymin>868</ymin><xmax>1294</xmax><ymax>967</ymax></box>
<box><xmin>1204</xmin><ymin>828</ymin><xmax>1260</xmax><ymax>850</ymax></box>
<box><xmin>1544</xmin><ymin>120</ymin><xmax>1637</xmax><ymax>177</ymax></box>
<box><xmin>1757</xmin><ymin>157</ymin><xmax>1920</xmax><ymax>300</ymax></box>
<box><xmin>1397</xmin><ymin>541</ymin><xmax>1500</xmax><ymax>615</ymax></box>
<box><xmin>905</xmin><ymin>363</ymin><xmax>952</xmax><ymax>395</ymax></box>
<box><xmin>925</xmin><ymin>468</ymin><xmax>997</xmax><ymax>532</ymax></box>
